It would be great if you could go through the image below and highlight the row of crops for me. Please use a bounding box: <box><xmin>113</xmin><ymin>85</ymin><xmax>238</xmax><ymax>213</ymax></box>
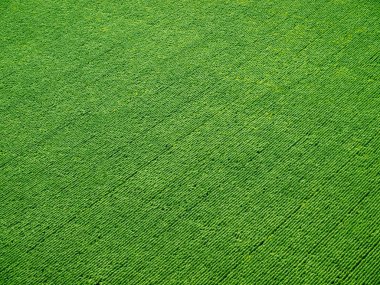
<box><xmin>1</xmin><ymin>0</ymin><xmax>379</xmax><ymax>284</ymax></box>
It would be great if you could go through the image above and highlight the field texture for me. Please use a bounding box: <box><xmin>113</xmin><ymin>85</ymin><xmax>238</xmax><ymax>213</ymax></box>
<box><xmin>1</xmin><ymin>0</ymin><xmax>380</xmax><ymax>284</ymax></box>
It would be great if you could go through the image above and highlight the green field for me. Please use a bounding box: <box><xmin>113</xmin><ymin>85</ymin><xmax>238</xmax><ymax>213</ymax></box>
<box><xmin>1</xmin><ymin>0</ymin><xmax>379</xmax><ymax>284</ymax></box>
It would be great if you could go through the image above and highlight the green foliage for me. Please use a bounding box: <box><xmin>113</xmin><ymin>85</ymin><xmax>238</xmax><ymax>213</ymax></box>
<box><xmin>1</xmin><ymin>0</ymin><xmax>379</xmax><ymax>284</ymax></box>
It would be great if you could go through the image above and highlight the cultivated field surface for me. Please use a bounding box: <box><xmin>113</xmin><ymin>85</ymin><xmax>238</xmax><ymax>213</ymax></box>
<box><xmin>1</xmin><ymin>0</ymin><xmax>379</xmax><ymax>284</ymax></box>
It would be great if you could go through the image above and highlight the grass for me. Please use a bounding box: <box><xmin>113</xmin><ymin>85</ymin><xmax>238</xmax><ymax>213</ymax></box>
<box><xmin>1</xmin><ymin>0</ymin><xmax>379</xmax><ymax>284</ymax></box>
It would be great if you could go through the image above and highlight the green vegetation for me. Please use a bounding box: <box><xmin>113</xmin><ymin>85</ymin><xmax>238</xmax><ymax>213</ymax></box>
<box><xmin>1</xmin><ymin>0</ymin><xmax>379</xmax><ymax>284</ymax></box>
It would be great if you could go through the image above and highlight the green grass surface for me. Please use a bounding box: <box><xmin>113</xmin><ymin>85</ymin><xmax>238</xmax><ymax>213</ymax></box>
<box><xmin>1</xmin><ymin>0</ymin><xmax>379</xmax><ymax>284</ymax></box>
